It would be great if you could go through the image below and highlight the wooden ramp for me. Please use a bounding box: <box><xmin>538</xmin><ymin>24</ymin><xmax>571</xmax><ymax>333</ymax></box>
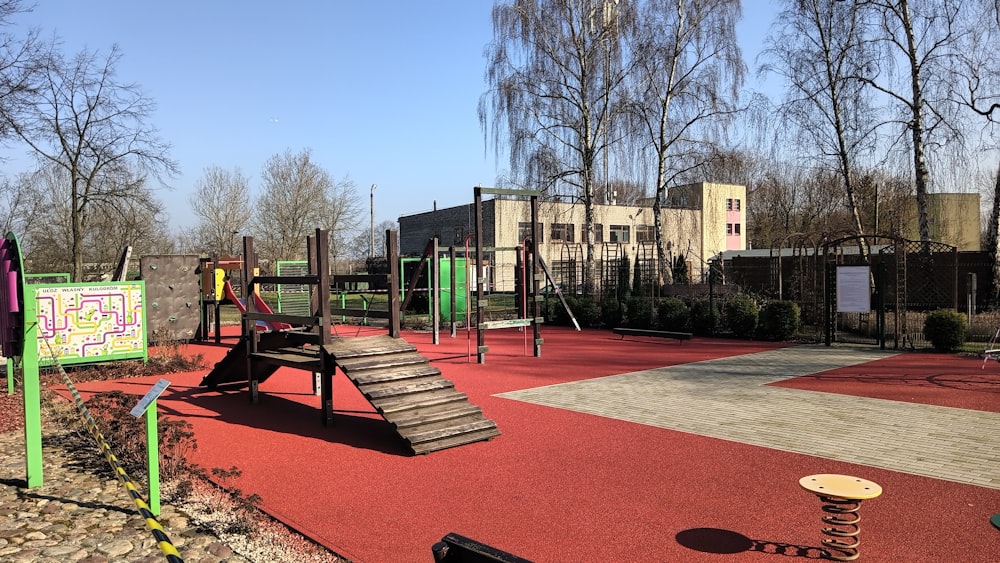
<box><xmin>323</xmin><ymin>335</ymin><xmax>500</xmax><ymax>455</ymax></box>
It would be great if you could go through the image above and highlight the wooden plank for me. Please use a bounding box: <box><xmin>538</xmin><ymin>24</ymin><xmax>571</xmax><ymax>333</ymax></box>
<box><xmin>323</xmin><ymin>336</ymin><xmax>417</xmax><ymax>359</ymax></box>
<box><xmin>478</xmin><ymin>318</ymin><xmax>533</xmax><ymax>330</ymax></box>
<box><xmin>250</xmin><ymin>349</ymin><xmax>322</xmax><ymax>370</ymax></box>
<box><xmin>253</xmin><ymin>275</ymin><xmax>320</xmax><ymax>286</ymax></box>
<box><xmin>244</xmin><ymin>312</ymin><xmax>320</xmax><ymax>325</ymax></box>
<box><xmin>375</xmin><ymin>389</ymin><xmax>467</xmax><ymax>414</ymax></box>
<box><xmin>336</xmin><ymin>352</ymin><xmax>429</xmax><ymax>373</ymax></box>
<box><xmin>410</xmin><ymin>427</ymin><xmax>501</xmax><ymax>455</ymax></box>
<box><xmin>403</xmin><ymin>419</ymin><xmax>498</xmax><ymax>445</ymax></box>
<box><xmin>361</xmin><ymin>377</ymin><xmax>454</xmax><ymax>400</ymax></box>
<box><xmin>390</xmin><ymin>403</ymin><xmax>483</xmax><ymax>430</ymax></box>
<box><xmin>350</xmin><ymin>364</ymin><xmax>441</xmax><ymax>386</ymax></box>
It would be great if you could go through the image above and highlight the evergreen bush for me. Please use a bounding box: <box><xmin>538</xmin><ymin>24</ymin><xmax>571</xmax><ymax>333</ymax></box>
<box><xmin>600</xmin><ymin>297</ymin><xmax>624</xmax><ymax>328</ymax></box>
<box><xmin>922</xmin><ymin>308</ymin><xmax>967</xmax><ymax>352</ymax></box>
<box><xmin>689</xmin><ymin>298</ymin><xmax>720</xmax><ymax>336</ymax></box>
<box><xmin>624</xmin><ymin>296</ymin><xmax>654</xmax><ymax>328</ymax></box>
<box><xmin>657</xmin><ymin>297</ymin><xmax>689</xmax><ymax>331</ymax></box>
<box><xmin>758</xmin><ymin>300</ymin><xmax>801</xmax><ymax>341</ymax></box>
<box><xmin>725</xmin><ymin>294</ymin><xmax>758</xmax><ymax>339</ymax></box>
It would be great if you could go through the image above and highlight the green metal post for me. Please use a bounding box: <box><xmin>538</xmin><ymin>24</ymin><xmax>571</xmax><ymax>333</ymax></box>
<box><xmin>146</xmin><ymin>399</ymin><xmax>160</xmax><ymax>515</ymax></box>
<box><xmin>23</xmin><ymin>290</ymin><xmax>42</xmax><ymax>487</ymax></box>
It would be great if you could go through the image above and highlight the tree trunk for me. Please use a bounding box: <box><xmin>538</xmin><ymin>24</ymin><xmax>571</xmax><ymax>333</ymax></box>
<box><xmin>583</xmin><ymin>164</ymin><xmax>598</xmax><ymax>297</ymax></box>
<box><xmin>71</xmin><ymin>177</ymin><xmax>84</xmax><ymax>282</ymax></box>
<box><xmin>901</xmin><ymin>0</ymin><xmax>932</xmax><ymax>243</ymax></box>
<box><xmin>989</xmin><ymin>163</ymin><xmax>1000</xmax><ymax>309</ymax></box>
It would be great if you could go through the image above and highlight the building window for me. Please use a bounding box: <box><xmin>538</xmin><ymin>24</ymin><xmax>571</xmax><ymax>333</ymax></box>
<box><xmin>550</xmin><ymin>223</ymin><xmax>575</xmax><ymax>242</ymax></box>
<box><xmin>609</xmin><ymin>224</ymin><xmax>630</xmax><ymax>243</ymax></box>
<box><xmin>734</xmin><ymin>223</ymin><xmax>741</xmax><ymax>235</ymax></box>
<box><xmin>636</xmin><ymin>225</ymin><xmax>656</xmax><ymax>242</ymax></box>
<box><xmin>518</xmin><ymin>222</ymin><xmax>543</xmax><ymax>243</ymax></box>
<box><xmin>726</xmin><ymin>223</ymin><xmax>733</xmax><ymax>236</ymax></box>
<box><xmin>594</xmin><ymin>224</ymin><xmax>603</xmax><ymax>243</ymax></box>
<box><xmin>734</xmin><ymin>198</ymin><xmax>741</xmax><ymax>211</ymax></box>
<box><xmin>726</xmin><ymin>198</ymin><xmax>733</xmax><ymax>211</ymax></box>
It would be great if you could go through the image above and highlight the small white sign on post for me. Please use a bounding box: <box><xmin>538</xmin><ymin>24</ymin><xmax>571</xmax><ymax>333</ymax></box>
<box><xmin>130</xmin><ymin>379</ymin><xmax>171</xmax><ymax>418</ymax></box>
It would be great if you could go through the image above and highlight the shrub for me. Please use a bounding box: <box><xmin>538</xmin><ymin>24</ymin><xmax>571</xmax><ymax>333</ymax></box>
<box><xmin>624</xmin><ymin>296</ymin><xmax>654</xmax><ymax>328</ymax></box>
<box><xmin>758</xmin><ymin>300</ymin><xmax>801</xmax><ymax>341</ymax></box>
<box><xmin>600</xmin><ymin>297</ymin><xmax>624</xmax><ymax>328</ymax></box>
<box><xmin>657</xmin><ymin>298</ymin><xmax>689</xmax><ymax>331</ymax></box>
<box><xmin>725</xmin><ymin>294</ymin><xmax>758</xmax><ymax>339</ymax></box>
<box><xmin>689</xmin><ymin>298</ymin><xmax>720</xmax><ymax>336</ymax></box>
<box><xmin>575</xmin><ymin>297</ymin><xmax>603</xmax><ymax>328</ymax></box>
<box><xmin>922</xmin><ymin>308</ymin><xmax>967</xmax><ymax>352</ymax></box>
<box><xmin>85</xmin><ymin>390</ymin><xmax>197</xmax><ymax>480</ymax></box>
<box><xmin>544</xmin><ymin>295</ymin><xmax>573</xmax><ymax>326</ymax></box>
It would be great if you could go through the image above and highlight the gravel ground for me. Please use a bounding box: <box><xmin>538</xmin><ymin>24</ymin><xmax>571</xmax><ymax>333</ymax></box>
<box><xmin>0</xmin><ymin>370</ymin><xmax>348</xmax><ymax>563</ymax></box>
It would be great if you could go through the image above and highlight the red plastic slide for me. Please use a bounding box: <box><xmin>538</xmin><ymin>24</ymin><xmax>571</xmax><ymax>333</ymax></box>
<box><xmin>222</xmin><ymin>280</ymin><xmax>292</xmax><ymax>331</ymax></box>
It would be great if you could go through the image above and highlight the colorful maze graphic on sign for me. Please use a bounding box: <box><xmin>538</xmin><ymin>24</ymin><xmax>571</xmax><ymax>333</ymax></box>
<box><xmin>35</xmin><ymin>283</ymin><xmax>146</xmax><ymax>365</ymax></box>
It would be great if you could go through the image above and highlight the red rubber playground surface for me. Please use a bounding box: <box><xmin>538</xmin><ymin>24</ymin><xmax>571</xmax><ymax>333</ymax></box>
<box><xmin>61</xmin><ymin>327</ymin><xmax>1000</xmax><ymax>562</ymax></box>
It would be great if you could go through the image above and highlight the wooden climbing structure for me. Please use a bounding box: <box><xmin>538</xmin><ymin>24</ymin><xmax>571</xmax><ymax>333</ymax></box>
<box><xmin>200</xmin><ymin>228</ymin><xmax>499</xmax><ymax>454</ymax></box>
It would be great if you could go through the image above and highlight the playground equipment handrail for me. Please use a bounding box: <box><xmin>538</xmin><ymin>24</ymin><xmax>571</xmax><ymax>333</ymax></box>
<box><xmin>43</xmin><ymin>342</ymin><xmax>184</xmax><ymax>563</ymax></box>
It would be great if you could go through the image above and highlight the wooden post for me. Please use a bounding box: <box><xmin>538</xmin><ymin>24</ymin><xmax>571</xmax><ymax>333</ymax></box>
<box><xmin>242</xmin><ymin>236</ymin><xmax>259</xmax><ymax>404</ymax></box>
<box><xmin>531</xmin><ymin>195</ymin><xmax>542</xmax><ymax>357</ymax></box>
<box><xmin>315</xmin><ymin>229</ymin><xmax>334</xmax><ymax>425</ymax></box>
<box><xmin>387</xmin><ymin>229</ymin><xmax>401</xmax><ymax>338</ymax></box>
<box><xmin>475</xmin><ymin>187</ymin><xmax>486</xmax><ymax>363</ymax></box>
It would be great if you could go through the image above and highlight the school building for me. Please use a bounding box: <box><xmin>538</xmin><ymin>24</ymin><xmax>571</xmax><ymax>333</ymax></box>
<box><xmin>397</xmin><ymin>182</ymin><xmax>747</xmax><ymax>292</ymax></box>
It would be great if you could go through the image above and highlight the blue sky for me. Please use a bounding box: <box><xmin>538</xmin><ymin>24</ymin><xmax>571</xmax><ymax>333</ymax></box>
<box><xmin>7</xmin><ymin>1</ymin><xmax>778</xmax><ymax>233</ymax></box>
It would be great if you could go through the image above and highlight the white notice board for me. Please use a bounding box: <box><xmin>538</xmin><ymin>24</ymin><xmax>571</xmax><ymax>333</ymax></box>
<box><xmin>836</xmin><ymin>266</ymin><xmax>871</xmax><ymax>313</ymax></box>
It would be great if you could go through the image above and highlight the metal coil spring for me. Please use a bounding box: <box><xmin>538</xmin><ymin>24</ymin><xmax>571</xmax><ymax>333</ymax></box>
<box><xmin>818</xmin><ymin>495</ymin><xmax>863</xmax><ymax>561</ymax></box>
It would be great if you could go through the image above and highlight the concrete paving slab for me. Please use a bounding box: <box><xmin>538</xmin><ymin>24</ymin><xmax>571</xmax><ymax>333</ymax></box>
<box><xmin>497</xmin><ymin>345</ymin><xmax>1000</xmax><ymax>489</ymax></box>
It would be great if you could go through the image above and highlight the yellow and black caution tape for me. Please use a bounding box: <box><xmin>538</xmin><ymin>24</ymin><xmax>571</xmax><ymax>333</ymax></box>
<box><xmin>44</xmin><ymin>342</ymin><xmax>183</xmax><ymax>563</ymax></box>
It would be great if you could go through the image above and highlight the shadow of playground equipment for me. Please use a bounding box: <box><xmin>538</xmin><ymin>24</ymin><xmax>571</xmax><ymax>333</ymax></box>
<box><xmin>676</xmin><ymin>528</ymin><xmax>824</xmax><ymax>559</ymax></box>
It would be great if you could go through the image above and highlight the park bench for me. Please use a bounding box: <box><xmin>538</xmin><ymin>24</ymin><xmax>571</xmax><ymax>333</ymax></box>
<box><xmin>612</xmin><ymin>327</ymin><xmax>693</xmax><ymax>343</ymax></box>
<box><xmin>432</xmin><ymin>532</ymin><xmax>531</xmax><ymax>563</ymax></box>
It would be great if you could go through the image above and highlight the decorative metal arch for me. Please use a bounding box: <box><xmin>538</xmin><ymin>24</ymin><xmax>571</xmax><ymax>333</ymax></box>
<box><xmin>820</xmin><ymin>233</ymin><xmax>957</xmax><ymax>349</ymax></box>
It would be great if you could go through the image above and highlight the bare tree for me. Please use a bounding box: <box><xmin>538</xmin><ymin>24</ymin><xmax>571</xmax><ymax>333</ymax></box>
<box><xmin>858</xmin><ymin>0</ymin><xmax>970</xmax><ymax>244</ymax></box>
<box><xmin>627</xmin><ymin>0</ymin><xmax>744</xmax><ymax>285</ymax></box>
<box><xmin>18</xmin><ymin>163</ymin><xmax>170</xmax><ymax>277</ymax></box>
<box><xmin>189</xmin><ymin>165</ymin><xmax>253</xmax><ymax>255</ymax></box>
<box><xmin>322</xmin><ymin>175</ymin><xmax>362</xmax><ymax>267</ymax></box>
<box><xmin>952</xmin><ymin>0</ymin><xmax>1000</xmax><ymax>305</ymax></box>
<box><xmin>481</xmin><ymin>0</ymin><xmax>633</xmax><ymax>294</ymax></box>
<box><xmin>251</xmin><ymin>148</ymin><xmax>353</xmax><ymax>266</ymax></box>
<box><xmin>762</xmin><ymin>0</ymin><xmax>876</xmax><ymax>259</ymax></box>
<box><xmin>1</xmin><ymin>43</ymin><xmax>177</xmax><ymax>280</ymax></box>
<box><xmin>0</xmin><ymin>0</ymin><xmax>42</xmax><ymax>141</ymax></box>
<box><xmin>0</xmin><ymin>175</ymin><xmax>29</xmax><ymax>233</ymax></box>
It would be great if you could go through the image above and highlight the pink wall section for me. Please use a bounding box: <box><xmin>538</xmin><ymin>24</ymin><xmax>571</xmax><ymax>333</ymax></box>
<box><xmin>726</xmin><ymin>209</ymin><xmax>742</xmax><ymax>250</ymax></box>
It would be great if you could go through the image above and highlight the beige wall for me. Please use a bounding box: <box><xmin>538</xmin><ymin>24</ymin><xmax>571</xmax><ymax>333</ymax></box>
<box><xmin>900</xmin><ymin>193</ymin><xmax>981</xmax><ymax>251</ymax></box>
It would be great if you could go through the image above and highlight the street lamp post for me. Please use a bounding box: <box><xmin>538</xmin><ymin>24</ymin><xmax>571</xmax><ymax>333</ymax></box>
<box><xmin>370</xmin><ymin>184</ymin><xmax>377</xmax><ymax>258</ymax></box>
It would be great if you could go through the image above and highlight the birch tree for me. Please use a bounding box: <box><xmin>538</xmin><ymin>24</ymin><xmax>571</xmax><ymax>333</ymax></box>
<box><xmin>762</xmin><ymin>0</ymin><xmax>875</xmax><ymax>257</ymax></box>
<box><xmin>955</xmin><ymin>0</ymin><xmax>1000</xmax><ymax>305</ymax></box>
<box><xmin>859</xmin><ymin>0</ymin><xmax>969</xmax><ymax>244</ymax></box>
<box><xmin>628</xmin><ymin>0</ymin><xmax>743</xmax><ymax>285</ymax></box>
<box><xmin>481</xmin><ymin>0</ymin><xmax>633</xmax><ymax>294</ymax></box>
